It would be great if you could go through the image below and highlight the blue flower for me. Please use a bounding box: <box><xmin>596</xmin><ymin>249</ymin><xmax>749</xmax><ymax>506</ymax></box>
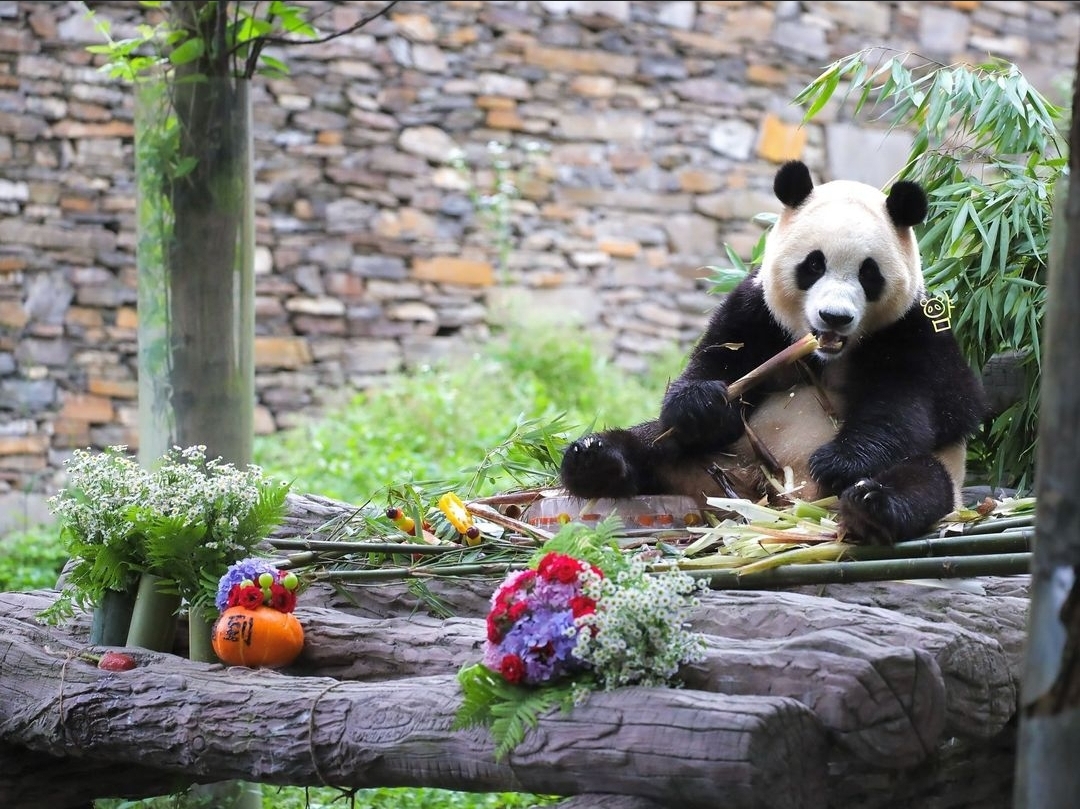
<box><xmin>215</xmin><ymin>557</ymin><xmax>280</xmax><ymax>611</ymax></box>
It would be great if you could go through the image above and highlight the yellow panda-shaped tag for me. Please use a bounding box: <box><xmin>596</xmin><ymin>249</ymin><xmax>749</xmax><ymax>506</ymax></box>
<box><xmin>921</xmin><ymin>294</ymin><xmax>952</xmax><ymax>332</ymax></box>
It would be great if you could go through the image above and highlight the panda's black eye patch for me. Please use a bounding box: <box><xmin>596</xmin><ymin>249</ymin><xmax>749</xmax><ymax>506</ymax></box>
<box><xmin>859</xmin><ymin>258</ymin><xmax>884</xmax><ymax>301</ymax></box>
<box><xmin>795</xmin><ymin>250</ymin><xmax>826</xmax><ymax>290</ymax></box>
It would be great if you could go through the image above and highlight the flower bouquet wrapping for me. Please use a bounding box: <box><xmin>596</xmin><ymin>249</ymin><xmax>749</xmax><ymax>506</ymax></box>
<box><xmin>455</xmin><ymin>516</ymin><xmax>707</xmax><ymax>759</ymax></box>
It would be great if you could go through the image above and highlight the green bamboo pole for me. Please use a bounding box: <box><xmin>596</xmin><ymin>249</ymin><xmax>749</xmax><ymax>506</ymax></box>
<box><xmin>89</xmin><ymin>587</ymin><xmax>138</xmax><ymax>646</ymax></box>
<box><xmin>954</xmin><ymin>515</ymin><xmax>1035</xmax><ymax>535</ymax></box>
<box><xmin>267</xmin><ymin>539</ymin><xmax>461</xmax><ymax>555</ymax></box>
<box><xmin>693</xmin><ymin>552</ymin><xmax>1031</xmax><ymax>590</ymax></box>
<box><xmin>186</xmin><ymin>606</ymin><xmax>220</xmax><ymax>664</ymax></box>
<box><xmin>861</xmin><ymin>529</ymin><xmax>1033</xmax><ymax>558</ymax></box>
<box><xmin>313</xmin><ymin>562</ymin><xmax>523</xmax><ymax>583</ymax></box>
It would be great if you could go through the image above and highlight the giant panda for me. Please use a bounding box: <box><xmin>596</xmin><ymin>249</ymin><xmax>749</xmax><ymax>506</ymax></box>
<box><xmin>559</xmin><ymin>159</ymin><xmax>987</xmax><ymax>544</ymax></box>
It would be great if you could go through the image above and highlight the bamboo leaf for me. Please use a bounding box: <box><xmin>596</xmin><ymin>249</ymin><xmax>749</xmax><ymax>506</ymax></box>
<box><xmin>803</xmin><ymin>69</ymin><xmax>840</xmax><ymax>121</ymax></box>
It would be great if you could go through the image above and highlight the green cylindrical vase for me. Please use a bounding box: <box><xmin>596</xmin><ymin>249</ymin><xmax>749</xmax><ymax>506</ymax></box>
<box><xmin>125</xmin><ymin>572</ymin><xmax>181</xmax><ymax>652</ymax></box>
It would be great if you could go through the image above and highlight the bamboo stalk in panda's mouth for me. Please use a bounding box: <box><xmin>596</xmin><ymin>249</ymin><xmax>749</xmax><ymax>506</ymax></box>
<box><xmin>652</xmin><ymin>333</ymin><xmax>820</xmax><ymax>445</ymax></box>
<box><xmin>725</xmin><ymin>332</ymin><xmax>821</xmax><ymax>401</ymax></box>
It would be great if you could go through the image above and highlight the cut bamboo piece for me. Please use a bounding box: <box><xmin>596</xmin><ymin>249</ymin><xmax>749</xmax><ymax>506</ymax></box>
<box><xmin>654</xmin><ymin>333</ymin><xmax>821</xmax><ymax>444</ymax></box>
<box><xmin>725</xmin><ymin>332</ymin><xmax>821</xmax><ymax>401</ymax></box>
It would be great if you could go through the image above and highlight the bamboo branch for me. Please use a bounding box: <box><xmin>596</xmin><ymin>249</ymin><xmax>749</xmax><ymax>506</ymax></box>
<box><xmin>312</xmin><ymin>562</ymin><xmax>522</xmax><ymax>583</ymax></box>
<box><xmin>470</xmin><ymin>489</ymin><xmax>548</xmax><ymax>508</ymax></box>
<box><xmin>725</xmin><ymin>332</ymin><xmax>821</xmax><ymax>401</ymax></box>
<box><xmin>266</xmin><ymin>538</ymin><xmax>460</xmax><ymax>554</ymax></box>
<box><xmin>882</xmin><ymin>530</ymin><xmax>1034</xmax><ymax>558</ymax></box>
<box><xmin>952</xmin><ymin>515</ymin><xmax>1034</xmax><ymax>535</ymax></box>
<box><xmin>694</xmin><ymin>552</ymin><xmax>1032</xmax><ymax>590</ymax></box>
<box><xmin>654</xmin><ymin>333</ymin><xmax>820</xmax><ymax>444</ymax></box>
<box><xmin>465</xmin><ymin>501</ymin><xmax>553</xmax><ymax>543</ymax></box>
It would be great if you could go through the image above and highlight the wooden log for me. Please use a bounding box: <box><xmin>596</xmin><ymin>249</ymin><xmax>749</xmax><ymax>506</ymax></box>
<box><xmin>0</xmin><ymin>743</ymin><xmax>186</xmax><ymax>808</ymax></box>
<box><xmin>287</xmin><ymin>603</ymin><xmax>949</xmax><ymax>768</ymax></box>
<box><xmin>4</xmin><ymin>590</ymin><xmax>951</xmax><ymax>769</ymax></box>
<box><xmin>684</xmin><ymin>633</ymin><xmax>945</xmax><ymax>768</ymax></box>
<box><xmin>788</xmin><ymin>579</ymin><xmax>1030</xmax><ymax>681</ymax></box>
<box><xmin>687</xmin><ymin>588</ymin><xmax>1017</xmax><ymax>741</ymax></box>
<box><xmin>301</xmin><ymin>577</ymin><xmax>495</xmax><ymax>618</ymax></box>
<box><xmin>826</xmin><ymin>723</ymin><xmax>1018</xmax><ymax>809</ymax></box>
<box><xmin>272</xmin><ymin>491</ymin><xmax>374</xmax><ymax>542</ymax></box>
<box><xmin>0</xmin><ymin>612</ymin><xmax>828</xmax><ymax>809</ymax></box>
<box><xmin>551</xmin><ymin>796</ymin><xmax>669</xmax><ymax>809</ymax></box>
<box><xmin>293</xmin><ymin>580</ymin><xmax>1018</xmax><ymax>748</ymax></box>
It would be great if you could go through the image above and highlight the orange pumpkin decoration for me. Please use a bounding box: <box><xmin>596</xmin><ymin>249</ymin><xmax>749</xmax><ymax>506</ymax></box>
<box><xmin>211</xmin><ymin>605</ymin><xmax>305</xmax><ymax>668</ymax></box>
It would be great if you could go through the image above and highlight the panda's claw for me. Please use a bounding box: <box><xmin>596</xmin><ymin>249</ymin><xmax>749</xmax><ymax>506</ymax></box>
<box><xmin>559</xmin><ymin>433</ymin><xmax>637</xmax><ymax>499</ymax></box>
<box><xmin>838</xmin><ymin>478</ymin><xmax>898</xmax><ymax>545</ymax></box>
<box><xmin>851</xmin><ymin>478</ymin><xmax>881</xmax><ymax>502</ymax></box>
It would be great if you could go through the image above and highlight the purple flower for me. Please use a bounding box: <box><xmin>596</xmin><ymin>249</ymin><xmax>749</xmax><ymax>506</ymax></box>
<box><xmin>215</xmin><ymin>557</ymin><xmax>280</xmax><ymax>611</ymax></box>
<box><xmin>483</xmin><ymin>603</ymin><xmax>583</xmax><ymax>685</ymax></box>
<box><xmin>481</xmin><ymin>551</ymin><xmax>604</xmax><ymax>687</ymax></box>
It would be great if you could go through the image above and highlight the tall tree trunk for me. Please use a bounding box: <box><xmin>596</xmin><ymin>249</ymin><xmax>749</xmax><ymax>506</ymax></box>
<box><xmin>133</xmin><ymin>3</ymin><xmax>256</xmax><ymax>804</ymax></box>
<box><xmin>137</xmin><ymin>0</ymin><xmax>253</xmax><ymax>469</ymax></box>
<box><xmin>1013</xmin><ymin>42</ymin><xmax>1080</xmax><ymax>808</ymax></box>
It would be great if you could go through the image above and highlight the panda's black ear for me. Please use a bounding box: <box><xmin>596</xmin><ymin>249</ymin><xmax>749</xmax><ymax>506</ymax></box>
<box><xmin>886</xmin><ymin>181</ymin><xmax>929</xmax><ymax>227</ymax></box>
<box><xmin>774</xmin><ymin>160</ymin><xmax>814</xmax><ymax>208</ymax></box>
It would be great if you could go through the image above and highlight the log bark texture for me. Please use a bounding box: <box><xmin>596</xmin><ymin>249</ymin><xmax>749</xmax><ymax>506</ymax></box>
<box><xmin>291</xmin><ymin>605</ymin><xmax>953</xmax><ymax>768</ymax></box>
<box><xmin>0</xmin><ymin>608</ymin><xmax>827</xmax><ymax>809</ymax></box>
<box><xmin>298</xmin><ymin>580</ymin><xmax>1019</xmax><ymax>748</ymax></box>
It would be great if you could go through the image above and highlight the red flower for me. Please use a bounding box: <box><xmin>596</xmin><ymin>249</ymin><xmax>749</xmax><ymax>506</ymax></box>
<box><xmin>537</xmin><ymin>552</ymin><xmax>583</xmax><ymax>585</ymax></box>
<box><xmin>226</xmin><ymin>585</ymin><xmax>242</xmax><ymax>609</ymax></box>
<box><xmin>487</xmin><ymin>615</ymin><xmax>503</xmax><ymax>643</ymax></box>
<box><xmin>499</xmin><ymin>653</ymin><xmax>525</xmax><ymax>684</ymax></box>
<box><xmin>513</xmin><ymin>570</ymin><xmax>537</xmax><ymax>590</ymax></box>
<box><xmin>237</xmin><ymin>584</ymin><xmax>264</xmax><ymax>610</ymax></box>
<box><xmin>267</xmin><ymin>583</ymin><xmax>297</xmax><ymax>613</ymax></box>
<box><xmin>492</xmin><ymin>590</ymin><xmax>514</xmax><ymax>613</ymax></box>
<box><xmin>570</xmin><ymin>595</ymin><xmax>596</xmax><ymax>618</ymax></box>
<box><xmin>506</xmin><ymin>601</ymin><xmax>528</xmax><ymax>622</ymax></box>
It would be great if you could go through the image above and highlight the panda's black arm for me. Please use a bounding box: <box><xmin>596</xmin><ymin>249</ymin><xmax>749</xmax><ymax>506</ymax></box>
<box><xmin>659</xmin><ymin>275</ymin><xmax>795</xmax><ymax>451</ymax></box>
<box><xmin>809</xmin><ymin>314</ymin><xmax>986</xmax><ymax>492</ymax></box>
<box><xmin>809</xmin><ymin>392</ymin><xmax>940</xmax><ymax>493</ymax></box>
<box><xmin>679</xmin><ymin>275</ymin><xmax>794</xmax><ymax>382</ymax></box>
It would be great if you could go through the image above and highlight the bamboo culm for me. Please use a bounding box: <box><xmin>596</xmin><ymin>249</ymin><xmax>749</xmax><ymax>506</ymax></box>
<box><xmin>695</xmin><ymin>552</ymin><xmax>1031</xmax><ymax>590</ymax></box>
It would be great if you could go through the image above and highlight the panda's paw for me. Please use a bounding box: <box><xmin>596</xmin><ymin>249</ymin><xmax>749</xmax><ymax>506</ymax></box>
<box><xmin>660</xmin><ymin>378</ymin><xmax>742</xmax><ymax>447</ymax></box>
<box><xmin>559</xmin><ymin>434</ymin><xmax>638</xmax><ymax>499</ymax></box>
<box><xmin>837</xmin><ymin>479</ymin><xmax>903</xmax><ymax>545</ymax></box>
<box><xmin>808</xmin><ymin>443</ymin><xmax>865</xmax><ymax>493</ymax></box>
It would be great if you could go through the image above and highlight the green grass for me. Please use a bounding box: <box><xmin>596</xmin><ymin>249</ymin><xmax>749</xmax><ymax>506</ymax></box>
<box><xmin>3</xmin><ymin>323</ymin><xmax>680</xmax><ymax>809</ymax></box>
<box><xmin>253</xmin><ymin>327</ymin><xmax>682</xmax><ymax>503</ymax></box>
<box><xmin>96</xmin><ymin>786</ymin><xmax>556</xmax><ymax>808</ymax></box>
<box><xmin>0</xmin><ymin>523</ymin><xmax>68</xmax><ymax>591</ymax></box>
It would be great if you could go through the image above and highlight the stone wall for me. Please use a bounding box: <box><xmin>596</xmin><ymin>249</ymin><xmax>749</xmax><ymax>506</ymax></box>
<box><xmin>1</xmin><ymin>0</ymin><xmax>1078</xmax><ymax>516</ymax></box>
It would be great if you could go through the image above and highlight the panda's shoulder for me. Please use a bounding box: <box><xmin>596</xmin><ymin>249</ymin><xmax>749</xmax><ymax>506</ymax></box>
<box><xmin>857</xmin><ymin>303</ymin><xmax>973</xmax><ymax>372</ymax></box>
<box><xmin>716</xmin><ymin>271</ymin><xmax>770</xmax><ymax>318</ymax></box>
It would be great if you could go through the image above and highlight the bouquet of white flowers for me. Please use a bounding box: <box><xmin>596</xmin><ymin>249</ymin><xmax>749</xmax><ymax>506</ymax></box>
<box><xmin>43</xmin><ymin>445</ymin><xmax>289</xmax><ymax>626</ymax></box>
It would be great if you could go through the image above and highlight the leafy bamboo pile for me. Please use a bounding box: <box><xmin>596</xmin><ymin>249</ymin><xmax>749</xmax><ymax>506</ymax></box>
<box><xmin>264</xmin><ymin>489</ymin><xmax>1035</xmax><ymax>593</ymax></box>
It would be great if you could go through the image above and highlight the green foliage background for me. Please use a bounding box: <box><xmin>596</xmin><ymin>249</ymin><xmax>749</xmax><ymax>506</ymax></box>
<box><xmin>254</xmin><ymin>327</ymin><xmax>683</xmax><ymax>504</ymax></box>
<box><xmin>796</xmin><ymin>50</ymin><xmax>1065</xmax><ymax>493</ymax></box>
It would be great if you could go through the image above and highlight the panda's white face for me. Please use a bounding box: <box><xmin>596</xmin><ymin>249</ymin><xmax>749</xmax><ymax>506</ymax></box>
<box><xmin>758</xmin><ymin>178</ymin><xmax>924</xmax><ymax>360</ymax></box>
